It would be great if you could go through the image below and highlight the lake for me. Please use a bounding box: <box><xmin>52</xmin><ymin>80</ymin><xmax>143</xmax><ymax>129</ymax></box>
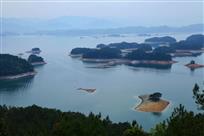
<box><xmin>0</xmin><ymin>33</ymin><xmax>203</xmax><ymax>131</ymax></box>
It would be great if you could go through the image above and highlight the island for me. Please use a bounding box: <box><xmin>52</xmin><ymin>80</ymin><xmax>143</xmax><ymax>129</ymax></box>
<box><xmin>96</xmin><ymin>42</ymin><xmax>152</xmax><ymax>52</ymax></box>
<box><xmin>70</xmin><ymin>44</ymin><xmax>175</xmax><ymax>69</ymax></box>
<box><xmin>185</xmin><ymin>60</ymin><xmax>204</xmax><ymax>70</ymax></box>
<box><xmin>135</xmin><ymin>92</ymin><xmax>169</xmax><ymax>112</ymax></box>
<box><xmin>26</xmin><ymin>47</ymin><xmax>41</xmax><ymax>54</ymax></box>
<box><xmin>170</xmin><ymin>34</ymin><xmax>204</xmax><ymax>50</ymax></box>
<box><xmin>70</xmin><ymin>48</ymin><xmax>92</xmax><ymax>57</ymax></box>
<box><xmin>145</xmin><ymin>36</ymin><xmax>176</xmax><ymax>47</ymax></box>
<box><xmin>0</xmin><ymin>54</ymin><xmax>36</xmax><ymax>80</ymax></box>
<box><xmin>70</xmin><ymin>34</ymin><xmax>204</xmax><ymax>69</ymax></box>
<box><xmin>77</xmin><ymin>88</ymin><xmax>96</xmax><ymax>93</ymax></box>
<box><xmin>28</xmin><ymin>54</ymin><xmax>46</xmax><ymax>66</ymax></box>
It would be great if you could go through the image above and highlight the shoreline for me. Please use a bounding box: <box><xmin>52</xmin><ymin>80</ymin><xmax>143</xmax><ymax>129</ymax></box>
<box><xmin>185</xmin><ymin>63</ymin><xmax>204</xmax><ymax>69</ymax></box>
<box><xmin>31</xmin><ymin>61</ymin><xmax>47</xmax><ymax>66</ymax></box>
<box><xmin>81</xmin><ymin>58</ymin><xmax>176</xmax><ymax>65</ymax></box>
<box><xmin>0</xmin><ymin>71</ymin><xmax>37</xmax><ymax>80</ymax></box>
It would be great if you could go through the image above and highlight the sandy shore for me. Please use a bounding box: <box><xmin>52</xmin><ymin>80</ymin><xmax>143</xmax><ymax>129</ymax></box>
<box><xmin>0</xmin><ymin>72</ymin><xmax>37</xmax><ymax>80</ymax></box>
<box><xmin>31</xmin><ymin>62</ymin><xmax>47</xmax><ymax>66</ymax></box>
<box><xmin>135</xmin><ymin>95</ymin><xmax>169</xmax><ymax>112</ymax></box>
<box><xmin>185</xmin><ymin>63</ymin><xmax>204</xmax><ymax>69</ymax></box>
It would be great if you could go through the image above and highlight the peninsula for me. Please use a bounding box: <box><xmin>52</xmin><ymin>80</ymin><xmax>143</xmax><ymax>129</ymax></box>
<box><xmin>0</xmin><ymin>54</ymin><xmax>36</xmax><ymax>80</ymax></box>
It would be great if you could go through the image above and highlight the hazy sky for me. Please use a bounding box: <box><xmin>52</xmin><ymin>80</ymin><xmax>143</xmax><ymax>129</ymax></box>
<box><xmin>2</xmin><ymin>1</ymin><xmax>204</xmax><ymax>26</ymax></box>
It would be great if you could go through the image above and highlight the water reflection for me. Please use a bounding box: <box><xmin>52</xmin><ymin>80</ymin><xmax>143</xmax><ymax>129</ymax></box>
<box><xmin>152</xmin><ymin>112</ymin><xmax>162</xmax><ymax>117</ymax></box>
<box><xmin>0</xmin><ymin>76</ymin><xmax>34</xmax><ymax>92</ymax></box>
<box><xmin>128</xmin><ymin>63</ymin><xmax>172</xmax><ymax>69</ymax></box>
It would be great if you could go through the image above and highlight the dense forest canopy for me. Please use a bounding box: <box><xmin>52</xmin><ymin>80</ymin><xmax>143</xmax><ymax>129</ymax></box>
<box><xmin>0</xmin><ymin>54</ymin><xmax>34</xmax><ymax>77</ymax></box>
<box><xmin>96</xmin><ymin>42</ymin><xmax>152</xmax><ymax>51</ymax></box>
<box><xmin>153</xmin><ymin>46</ymin><xmax>175</xmax><ymax>54</ymax></box>
<box><xmin>82</xmin><ymin>47</ymin><xmax>122</xmax><ymax>59</ymax></box>
<box><xmin>28</xmin><ymin>55</ymin><xmax>44</xmax><ymax>63</ymax></box>
<box><xmin>125</xmin><ymin>50</ymin><xmax>172</xmax><ymax>61</ymax></box>
<box><xmin>96</xmin><ymin>42</ymin><xmax>139</xmax><ymax>49</ymax></box>
<box><xmin>0</xmin><ymin>104</ymin><xmax>203</xmax><ymax>136</ymax></box>
<box><xmin>70</xmin><ymin>48</ymin><xmax>92</xmax><ymax>55</ymax></box>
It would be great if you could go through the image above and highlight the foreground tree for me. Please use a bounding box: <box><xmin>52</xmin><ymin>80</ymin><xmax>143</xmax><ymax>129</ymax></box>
<box><xmin>193</xmin><ymin>83</ymin><xmax>204</xmax><ymax>109</ymax></box>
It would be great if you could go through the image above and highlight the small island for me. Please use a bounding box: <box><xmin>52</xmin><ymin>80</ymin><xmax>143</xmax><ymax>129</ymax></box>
<box><xmin>77</xmin><ymin>88</ymin><xmax>96</xmax><ymax>93</ymax></box>
<box><xmin>185</xmin><ymin>60</ymin><xmax>204</xmax><ymax>70</ymax></box>
<box><xmin>26</xmin><ymin>47</ymin><xmax>41</xmax><ymax>54</ymax></box>
<box><xmin>0</xmin><ymin>54</ymin><xmax>36</xmax><ymax>80</ymax></box>
<box><xmin>70</xmin><ymin>34</ymin><xmax>203</xmax><ymax>69</ymax></box>
<box><xmin>28</xmin><ymin>54</ymin><xmax>46</xmax><ymax>66</ymax></box>
<box><xmin>145</xmin><ymin>36</ymin><xmax>177</xmax><ymax>46</ymax></box>
<box><xmin>135</xmin><ymin>92</ymin><xmax>169</xmax><ymax>112</ymax></box>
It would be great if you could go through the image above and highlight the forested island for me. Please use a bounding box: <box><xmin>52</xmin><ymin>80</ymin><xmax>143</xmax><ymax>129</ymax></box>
<box><xmin>70</xmin><ymin>44</ymin><xmax>174</xmax><ymax>69</ymax></box>
<box><xmin>28</xmin><ymin>54</ymin><xmax>46</xmax><ymax>66</ymax></box>
<box><xmin>26</xmin><ymin>47</ymin><xmax>41</xmax><ymax>54</ymax></box>
<box><xmin>70</xmin><ymin>34</ymin><xmax>203</xmax><ymax>69</ymax></box>
<box><xmin>145</xmin><ymin>36</ymin><xmax>177</xmax><ymax>46</ymax></box>
<box><xmin>0</xmin><ymin>54</ymin><xmax>36</xmax><ymax>80</ymax></box>
<box><xmin>170</xmin><ymin>34</ymin><xmax>204</xmax><ymax>50</ymax></box>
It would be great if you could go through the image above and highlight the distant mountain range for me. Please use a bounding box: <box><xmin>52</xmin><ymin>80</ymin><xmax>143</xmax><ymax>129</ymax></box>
<box><xmin>1</xmin><ymin>16</ymin><xmax>204</xmax><ymax>36</ymax></box>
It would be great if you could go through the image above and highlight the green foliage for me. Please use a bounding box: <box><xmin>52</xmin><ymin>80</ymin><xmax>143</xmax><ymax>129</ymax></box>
<box><xmin>153</xmin><ymin>46</ymin><xmax>175</xmax><ymax>54</ymax></box>
<box><xmin>83</xmin><ymin>47</ymin><xmax>121</xmax><ymax>59</ymax></box>
<box><xmin>193</xmin><ymin>83</ymin><xmax>204</xmax><ymax>109</ymax></box>
<box><xmin>170</xmin><ymin>34</ymin><xmax>204</xmax><ymax>50</ymax></box>
<box><xmin>96</xmin><ymin>42</ymin><xmax>139</xmax><ymax>49</ymax></box>
<box><xmin>0</xmin><ymin>54</ymin><xmax>34</xmax><ymax>76</ymax></box>
<box><xmin>28</xmin><ymin>55</ymin><xmax>44</xmax><ymax>63</ymax></box>
<box><xmin>0</xmin><ymin>105</ymin><xmax>134</xmax><ymax>136</ymax></box>
<box><xmin>150</xmin><ymin>122</ymin><xmax>166</xmax><ymax>136</ymax></box>
<box><xmin>0</xmin><ymin>104</ymin><xmax>203</xmax><ymax>136</ymax></box>
<box><xmin>145</xmin><ymin>36</ymin><xmax>176</xmax><ymax>44</ymax></box>
<box><xmin>123</xmin><ymin>121</ymin><xmax>147</xmax><ymax>136</ymax></box>
<box><xmin>125</xmin><ymin>50</ymin><xmax>172</xmax><ymax>61</ymax></box>
<box><xmin>165</xmin><ymin>104</ymin><xmax>204</xmax><ymax>136</ymax></box>
<box><xmin>70</xmin><ymin>48</ymin><xmax>92</xmax><ymax>55</ymax></box>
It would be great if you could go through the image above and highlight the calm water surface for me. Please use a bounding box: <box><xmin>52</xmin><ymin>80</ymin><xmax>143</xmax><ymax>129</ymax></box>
<box><xmin>0</xmin><ymin>34</ymin><xmax>203</xmax><ymax>131</ymax></box>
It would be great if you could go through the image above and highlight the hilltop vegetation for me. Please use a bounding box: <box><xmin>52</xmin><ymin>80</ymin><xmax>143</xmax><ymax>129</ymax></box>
<box><xmin>0</xmin><ymin>54</ymin><xmax>34</xmax><ymax>77</ymax></box>
<box><xmin>0</xmin><ymin>104</ymin><xmax>203</xmax><ymax>136</ymax></box>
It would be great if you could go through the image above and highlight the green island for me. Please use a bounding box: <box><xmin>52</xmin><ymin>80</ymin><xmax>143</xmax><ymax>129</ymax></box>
<box><xmin>26</xmin><ymin>47</ymin><xmax>41</xmax><ymax>54</ymax></box>
<box><xmin>0</xmin><ymin>54</ymin><xmax>36</xmax><ymax>80</ymax></box>
<box><xmin>70</xmin><ymin>34</ymin><xmax>204</xmax><ymax>69</ymax></box>
<box><xmin>28</xmin><ymin>54</ymin><xmax>46</xmax><ymax>66</ymax></box>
